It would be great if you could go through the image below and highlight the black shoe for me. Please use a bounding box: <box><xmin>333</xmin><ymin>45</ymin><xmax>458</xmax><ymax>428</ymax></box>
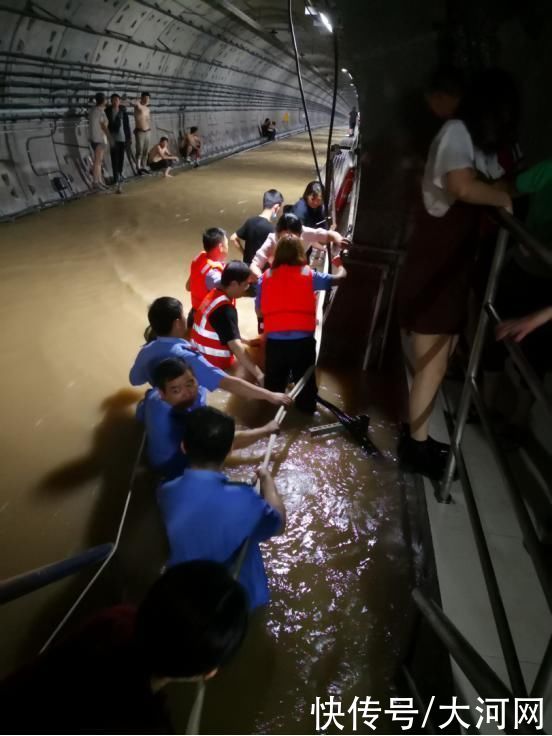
<box><xmin>398</xmin><ymin>436</ymin><xmax>447</xmax><ymax>481</ymax></box>
<box><xmin>399</xmin><ymin>423</ymin><xmax>449</xmax><ymax>458</ymax></box>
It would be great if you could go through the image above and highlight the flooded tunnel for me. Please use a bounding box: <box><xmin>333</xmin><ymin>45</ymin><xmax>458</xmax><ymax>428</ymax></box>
<box><xmin>0</xmin><ymin>0</ymin><xmax>551</xmax><ymax>733</ymax></box>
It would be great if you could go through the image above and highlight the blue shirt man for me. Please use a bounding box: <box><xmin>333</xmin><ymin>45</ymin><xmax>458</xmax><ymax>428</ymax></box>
<box><xmin>129</xmin><ymin>296</ymin><xmax>293</xmax><ymax>408</ymax></box>
<box><xmin>157</xmin><ymin>407</ymin><xmax>286</xmax><ymax>609</ymax></box>
<box><xmin>139</xmin><ymin>358</ymin><xmax>281</xmax><ymax>481</ymax></box>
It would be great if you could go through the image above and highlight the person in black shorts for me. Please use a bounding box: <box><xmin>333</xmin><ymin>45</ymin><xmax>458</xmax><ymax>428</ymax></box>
<box><xmin>230</xmin><ymin>189</ymin><xmax>284</xmax><ymax>265</ymax></box>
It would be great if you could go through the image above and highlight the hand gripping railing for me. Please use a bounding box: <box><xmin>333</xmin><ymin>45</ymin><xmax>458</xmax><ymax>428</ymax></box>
<box><xmin>436</xmin><ymin>207</ymin><xmax>552</xmax><ymax>703</ymax></box>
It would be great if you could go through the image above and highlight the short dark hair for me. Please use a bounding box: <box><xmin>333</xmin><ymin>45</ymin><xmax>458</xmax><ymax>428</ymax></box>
<box><xmin>190</xmin><ymin>126</ymin><xmax>198</xmax><ymax>134</ymax></box>
<box><xmin>275</xmin><ymin>212</ymin><xmax>302</xmax><ymax>236</ymax></box>
<box><xmin>152</xmin><ymin>358</ymin><xmax>192</xmax><ymax>391</ymax></box>
<box><xmin>110</xmin><ymin>94</ymin><xmax>120</xmax><ymax>102</ymax></box>
<box><xmin>221</xmin><ymin>260</ymin><xmax>251</xmax><ymax>287</ymax></box>
<box><xmin>184</xmin><ymin>407</ymin><xmax>235</xmax><ymax>465</ymax></box>
<box><xmin>160</xmin><ymin>136</ymin><xmax>168</xmax><ymax>144</ymax></box>
<box><xmin>262</xmin><ymin>189</ymin><xmax>284</xmax><ymax>209</ymax></box>
<box><xmin>428</xmin><ymin>65</ymin><xmax>465</xmax><ymax>98</ymax></box>
<box><xmin>302</xmin><ymin>180</ymin><xmax>323</xmax><ymax>200</ymax></box>
<box><xmin>147</xmin><ymin>297</ymin><xmax>183</xmax><ymax>337</ymax></box>
<box><xmin>141</xmin><ymin>91</ymin><xmax>151</xmax><ymax>98</ymax></box>
<box><xmin>135</xmin><ymin>560</ymin><xmax>248</xmax><ymax>678</ymax></box>
<box><xmin>94</xmin><ymin>92</ymin><xmax>106</xmax><ymax>105</ymax></box>
<box><xmin>203</xmin><ymin>227</ymin><xmax>226</xmax><ymax>251</ymax></box>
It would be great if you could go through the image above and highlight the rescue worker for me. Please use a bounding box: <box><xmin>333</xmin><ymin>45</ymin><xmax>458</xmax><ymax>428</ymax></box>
<box><xmin>256</xmin><ymin>236</ymin><xmax>347</xmax><ymax>413</ymax></box>
<box><xmin>190</xmin><ymin>261</ymin><xmax>263</xmax><ymax>384</ymax></box>
<box><xmin>185</xmin><ymin>227</ymin><xmax>228</xmax><ymax>327</ymax></box>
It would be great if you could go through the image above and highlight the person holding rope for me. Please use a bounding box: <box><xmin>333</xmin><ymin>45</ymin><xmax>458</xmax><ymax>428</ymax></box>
<box><xmin>185</xmin><ymin>227</ymin><xmax>228</xmax><ymax>328</ymax></box>
<box><xmin>129</xmin><ymin>296</ymin><xmax>291</xmax><ymax>408</ymax></box>
<box><xmin>158</xmin><ymin>406</ymin><xmax>286</xmax><ymax>609</ymax></box>
<box><xmin>138</xmin><ymin>357</ymin><xmax>280</xmax><ymax>480</ymax></box>
<box><xmin>256</xmin><ymin>236</ymin><xmax>347</xmax><ymax>413</ymax></box>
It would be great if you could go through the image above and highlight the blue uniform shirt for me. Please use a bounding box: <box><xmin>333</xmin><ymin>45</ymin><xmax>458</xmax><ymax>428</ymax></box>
<box><xmin>136</xmin><ymin>386</ymin><xmax>207</xmax><ymax>479</ymax></box>
<box><xmin>129</xmin><ymin>337</ymin><xmax>225</xmax><ymax>388</ymax></box>
<box><xmin>158</xmin><ymin>469</ymin><xmax>282</xmax><ymax>609</ymax></box>
<box><xmin>256</xmin><ymin>270</ymin><xmax>334</xmax><ymax>340</ymax></box>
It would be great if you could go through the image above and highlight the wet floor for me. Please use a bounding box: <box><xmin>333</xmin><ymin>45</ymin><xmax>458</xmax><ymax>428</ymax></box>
<box><xmin>0</xmin><ymin>130</ymin><xmax>420</xmax><ymax>733</ymax></box>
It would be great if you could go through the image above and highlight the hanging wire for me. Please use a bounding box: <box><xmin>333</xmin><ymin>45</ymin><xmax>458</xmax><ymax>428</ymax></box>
<box><xmin>288</xmin><ymin>0</ymin><xmax>324</xmax><ymax>188</ymax></box>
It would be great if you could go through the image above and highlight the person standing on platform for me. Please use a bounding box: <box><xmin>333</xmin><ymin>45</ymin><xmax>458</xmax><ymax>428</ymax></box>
<box><xmin>88</xmin><ymin>92</ymin><xmax>109</xmax><ymax>189</ymax></box>
<box><xmin>348</xmin><ymin>106</ymin><xmax>358</xmax><ymax>136</ymax></box>
<box><xmin>396</xmin><ymin>71</ymin><xmax>514</xmax><ymax>480</ymax></box>
<box><xmin>230</xmin><ymin>190</ymin><xmax>284</xmax><ymax>265</ymax></box>
<box><xmin>190</xmin><ymin>261</ymin><xmax>263</xmax><ymax>384</ymax></box>
<box><xmin>105</xmin><ymin>94</ymin><xmax>128</xmax><ymax>193</ymax></box>
<box><xmin>186</xmin><ymin>227</ymin><xmax>229</xmax><ymax>327</ymax></box>
<box><xmin>130</xmin><ymin>91</ymin><xmax>152</xmax><ymax>174</ymax></box>
<box><xmin>256</xmin><ymin>236</ymin><xmax>347</xmax><ymax>413</ymax></box>
<box><xmin>129</xmin><ymin>296</ymin><xmax>292</xmax><ymax>408</ymax></box>
<box><xmin>158</xmin><ymin>406</ymin><xmax>286</xmax><ymax>609</ymax></box>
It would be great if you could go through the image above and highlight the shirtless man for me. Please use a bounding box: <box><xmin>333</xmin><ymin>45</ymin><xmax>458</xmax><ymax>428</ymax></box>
<box><xmin>182</xmin><ymin>126</ymin><xmax>201</xmax><ymax>167</ymax></box>
<box><xmin>147</xmin><ymin>137</ymin><xmax>178</xmax><ymax>178</ymax></box>
<box><xmin>132</xmin><ymin>91</ymin><xmax>152</xmax><ymax>173</ymax></box>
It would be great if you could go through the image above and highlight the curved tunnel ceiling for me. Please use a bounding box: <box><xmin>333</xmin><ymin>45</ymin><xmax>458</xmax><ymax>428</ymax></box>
<box><xmin>0</xmin><ymin>0</ymin><xmax>355</xmax><ymax>218</ymax></box>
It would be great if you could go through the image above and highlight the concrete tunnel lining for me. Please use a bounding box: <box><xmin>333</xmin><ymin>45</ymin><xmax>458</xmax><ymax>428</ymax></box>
<box><xmin>0</xmin><ymin>0</ymin><xmax>356</xmax><ymax>218</ymax></box>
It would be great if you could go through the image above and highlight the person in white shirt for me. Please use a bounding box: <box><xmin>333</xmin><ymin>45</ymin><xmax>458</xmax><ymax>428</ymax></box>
<box><xmin>88</xmin><ymin>93</ymin><xmax>109</xmax><ymax>188</ymax></box>
<box><xmin>249</xmin><ymin>212</ymin><xmax>347</xmax><ymax>280</ymax></box>
<box><xmin>396</xmin><ymin>69</ymin><xmax>516</xmax><ymax>481</ymax></box>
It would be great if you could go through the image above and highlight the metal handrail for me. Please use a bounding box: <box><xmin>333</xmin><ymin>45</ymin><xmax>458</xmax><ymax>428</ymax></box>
<box><xmin>435</xmin><ymin>210</ymin><xmax>552</xmax><ymax>703</ymax></box>
<box><xmin>496</xmin><ymin>209</ymin><xmax>552</xmax><ymax>268</ymax></box>
<box><xmin>0</xmin><ymin>544</ymin><xmax>113</xmax><ymax>605</ymax></box>
<box><xmin>411</xmin><ymin>589</ymin><xmax>539</xmax><ymax>736</ymax></box>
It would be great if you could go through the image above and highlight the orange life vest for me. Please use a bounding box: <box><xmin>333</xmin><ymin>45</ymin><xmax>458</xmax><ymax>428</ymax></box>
<box><xmin>190</xmin><ymin>289</ymin><xmax>236</xmax><ymax>369</ymax></box>
<box><xmin>189</xmin><ymin>251</ymin><xmax>224</xmax><ymax>309</ymax></box>
<box><xmin>260</xmin><ymin>265</ymin><xmax>316</xmax><ymax>334</ymax></box>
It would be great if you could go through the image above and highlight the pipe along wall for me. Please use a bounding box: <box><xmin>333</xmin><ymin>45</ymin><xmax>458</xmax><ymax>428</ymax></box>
<box><xmin>0</xmin><ymin>0</ymin><xmax>349</xmax><ymax>219</ymax></box>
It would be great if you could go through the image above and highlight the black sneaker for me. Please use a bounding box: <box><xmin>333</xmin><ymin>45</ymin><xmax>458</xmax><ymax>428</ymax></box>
<box><xmin>399</xmin><ymin>423</ymin><xmax>450</xmax><ymax>457</ymax></box>
<box><xmin>398</xmin><ymin>436</ymin><xmax>447</xmax><ymax>481</ymax></box>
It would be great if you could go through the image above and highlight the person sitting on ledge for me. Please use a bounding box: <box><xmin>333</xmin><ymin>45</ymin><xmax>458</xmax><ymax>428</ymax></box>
<box><xmin>147</xmin><ymin>137</ymin><xmax>178</xmax><ymax>177</ymax></box>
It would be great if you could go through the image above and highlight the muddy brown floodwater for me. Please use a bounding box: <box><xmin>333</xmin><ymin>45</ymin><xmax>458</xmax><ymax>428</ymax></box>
<box><xmin>0</xmin><ymin>131</ymin><xmax>418</xmax><ymax>734</ymax></box>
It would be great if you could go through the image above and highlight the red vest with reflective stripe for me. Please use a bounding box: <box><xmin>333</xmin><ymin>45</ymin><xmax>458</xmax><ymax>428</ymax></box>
<box><xmin>189</xmin><ymin>251</ymin><xmax>224</xmax><ymax>309</ymax></box>
<box><xmin>261</xmin><ymin>265</ymin><xmax>316</xmax><ymax>334</ymax></box>
<box><xmin>190</xmin><ymin>289</ymin><xmax>236</xmax><ymax>369</ymax></box>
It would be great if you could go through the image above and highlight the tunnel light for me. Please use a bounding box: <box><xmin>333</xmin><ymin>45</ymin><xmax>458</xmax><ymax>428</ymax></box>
<box><xmin>341</xmin><ymin>67</ymin><xmax>348</xmax><ymax>73</ymax></box>
<box><xmin>319</xmin><ymin>12</ymin><xmax>333</xmax><ymax>32</ymax></box>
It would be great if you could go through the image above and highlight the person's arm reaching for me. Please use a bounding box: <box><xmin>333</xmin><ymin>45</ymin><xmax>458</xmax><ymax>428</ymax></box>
<box><xmin>232</xmin><ymin>420</ymin><xmax>280</xmax><ymax>450</ymax></box>
<box><xmin>257</xmin><ymin>467</ymin><xmax>286</xmax><ymax>533</ymax></box>
<box><xmin>496</xmin><ymin>306</ymin><xmax>552</xmax><ymax>342</ymax></box>
<box><xmin>230</xmin><ymin>232</ymin><xmax>244</xmax><ymax>254</ymax></box>
<box><xmin>219</xmin><ymin>375</ymin><xmax>292</xmax><ymax>406</ymax></box>
<box><xmin>250</xmin><ymin>236</ymin><xmax>274</xmax><ymax>280</ymax></box>
<box><xmin>227</xmin><ymin>338</ymin><xmax>264</xmax><ymax>385</ymax></box>
<box><xmin>446</xmin><ymin>169</ymin><xmax>512</xmax><ymax>210</ymax></box>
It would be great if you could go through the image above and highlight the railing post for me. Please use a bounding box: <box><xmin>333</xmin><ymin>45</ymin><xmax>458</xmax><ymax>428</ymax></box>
<box><xmin>439</xmin><ymin>226</ymin><xmax>509</xmax><ymax>501</ymax></box>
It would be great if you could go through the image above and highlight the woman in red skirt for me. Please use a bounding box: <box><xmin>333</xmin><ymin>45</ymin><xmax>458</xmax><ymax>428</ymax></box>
<box><xmin>397</xmin><ymin>70</ymin><xmax>515</xmax><ymax>480</ymax></box>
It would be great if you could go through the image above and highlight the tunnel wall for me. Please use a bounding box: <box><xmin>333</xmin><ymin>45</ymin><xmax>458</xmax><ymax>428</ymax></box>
<box><xmin>0</xmin><ymin>0</ymin><xmax>348</xmax><ymax>219</ymax></box>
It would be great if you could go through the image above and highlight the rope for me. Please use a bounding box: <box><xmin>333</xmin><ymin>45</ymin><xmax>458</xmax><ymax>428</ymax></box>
<box><xmin>40</xmin><ymin>431</ymin><xmax>147</xmax><ymax>653</ymax></box>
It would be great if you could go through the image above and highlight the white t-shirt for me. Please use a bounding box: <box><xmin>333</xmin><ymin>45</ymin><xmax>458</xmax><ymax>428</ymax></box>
<box><xmin>422</xmin><ymin>119</ymin><xmax>504</xmax><ymax>217</ymax></box>
<box><xmin>88</xmin><ymin>106</ymin><xmax>108</xmax><ymax>145</ymax></box>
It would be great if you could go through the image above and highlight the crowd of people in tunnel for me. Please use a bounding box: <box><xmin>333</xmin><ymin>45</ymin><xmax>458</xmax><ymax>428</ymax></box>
<box><xmin>88</xmin><ymin>91</ymin><xmax>203</xmax><ymax>191</ymax></box>
<box><xmin>397</xmin><ymin>64</ymin><xmax>552</xmax><ymax>480</ymax></box>
<box><xmin>0</xmin><ymin>178</ymin><xmax>349</xmax><ymax>731</ymax></box>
